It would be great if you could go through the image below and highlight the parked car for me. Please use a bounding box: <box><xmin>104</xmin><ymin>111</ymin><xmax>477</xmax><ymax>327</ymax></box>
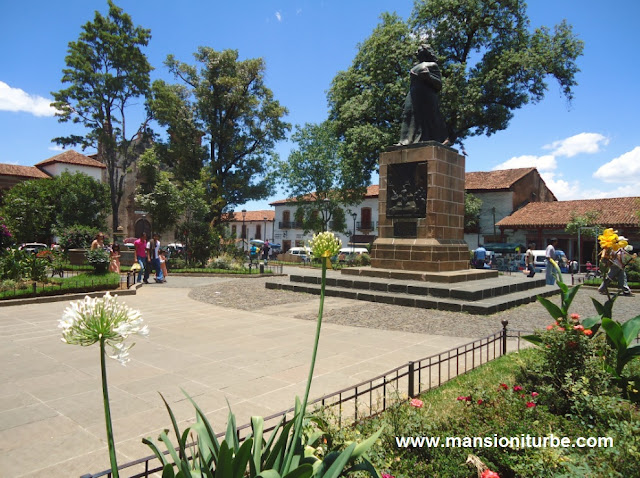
<box><xmin>18</xmin><ymin>243</ymin><xmax>49</xmax><ymax>254</ymax></box>
<box><xmin>335</xmin><ymin>247</ymin><xmax>369</xmax><ymax>262</ymax></box>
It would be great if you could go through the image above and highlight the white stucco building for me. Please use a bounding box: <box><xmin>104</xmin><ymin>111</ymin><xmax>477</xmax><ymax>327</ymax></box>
<box><xmin>35</xmin><ymin>150</ymin><xmax>106</xmax><ymax>182</ymax></box>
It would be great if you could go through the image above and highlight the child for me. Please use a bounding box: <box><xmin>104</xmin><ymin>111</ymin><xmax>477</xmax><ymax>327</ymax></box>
<box><xmin>109</xmin><ymin>243</ymin><xmax>121</xmax><ymax>273</ymax></box>
<box><xmin>159</xmin><ymin>249</ymin><xmax>168</xmax><ymax>282</ymax></box>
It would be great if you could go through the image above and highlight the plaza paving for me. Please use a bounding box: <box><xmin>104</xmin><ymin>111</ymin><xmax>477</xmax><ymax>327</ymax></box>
<box><xmin>0</xmin><ymin>274</ymin><xmax>477</xmax><ymax>477</ymax></box>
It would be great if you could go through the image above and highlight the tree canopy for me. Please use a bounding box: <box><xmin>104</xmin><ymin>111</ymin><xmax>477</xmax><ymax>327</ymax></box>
<box><xmin>277</xmin><ymin>121</ymin><xmax>352</xmax><ymax>234</ymax></box>
<box><xmin>1</xmin><ymin>173</ymin><xmax>109</xmax><ymax>243</ymax></box>
<box><xmin>328</xmin><ymin>0</ymin><xmax>584</xmax><ymax>187</ymax></box>
<box><xmin>51</xmin><ymin>0</ymin><xmax>152</xmax><ymax>231</ymax></box>
<box><xmin>151</xmin><ymin>47</ymin><xmax>290</xmax><ymax>224</ymax></box>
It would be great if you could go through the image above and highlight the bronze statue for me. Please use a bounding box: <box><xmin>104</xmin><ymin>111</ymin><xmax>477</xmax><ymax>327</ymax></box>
<box><xmin>397</xmin><ymin>44</ymin><xmax>448</xmax><ymax>145</ymax></box>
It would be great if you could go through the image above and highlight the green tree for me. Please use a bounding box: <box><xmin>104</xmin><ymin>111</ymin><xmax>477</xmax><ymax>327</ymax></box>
<box><xmin>148</xmin><ymin>81</ymin><xmax>208</xmax><ymax>183</ymax></box>
<box><xmin>278</xmin><ymin>122</ymin><xmax>352</xmax><ymax>234</ymax></box>
<box><xmin>175</xmin><ymin>180</ymin><xmax>214</xmax><ymax>266</ymax></box>
<box><xmin>154</xmin><ymin>47</ymin><xmax>290</xmax><ymax>224</ymax></box>
<box><xmin>328</xmin><ymin>13</ymin><xmax>416</xmax><ymax>189</ymax></box>
<box><xmin>1</xmin><ymin>180</ymin><xmax>56</xmax><ymax>244</ymax></box>
<box><xmin>464</xmin><ymin>192</ymin><xmax>483</xmax><ymax>233</ymax></box>
<box><xmin>1</xmin><ymin>173</ymin><xmax>109</xmax><ymax>244</ymax></box>
<box><xmin>565</xmin><ymin>210</ymin><xmax>601</xmax><ymax>237</ymax></box>
<box><xmin>51</xmin><ymin>0</ymin><xmax>152</xmax><ymax>231</ymax></box>
<box><xmin>54</xmin><ymin>172</ymin><xmax>110</xmax><ymax>230</ymax></box>
<box><xmin>328</xmin><ymin>2</ymin><xmax>583</xmax><ymax>186</ymax></box>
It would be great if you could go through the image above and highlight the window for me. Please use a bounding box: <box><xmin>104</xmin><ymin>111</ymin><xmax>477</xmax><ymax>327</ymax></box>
<box><xmin>256</xmin><ymin>224</ymin><xmax>262</xmax><ymax>240</ymax></box>
<box><xmin>360</xmin><ymin>207</ymin><xmax>372</xmax><ymax>229</ymax></box>
<box><xmin>283</xmin><ymin>210</ymin><xmax>290</xmax><ymax>223</ymax></box>
<box><xmin>241</xmin><ymin>225</ymin><xmax>247</xmax><ymax>239</ymax></box>
<box><xmin>231</xmin><ymin>225</ymin><xmax>237</xmax><ymax>237</ymax></box>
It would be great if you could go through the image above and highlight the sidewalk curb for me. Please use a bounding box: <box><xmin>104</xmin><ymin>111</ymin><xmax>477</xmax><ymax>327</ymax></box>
<box><xmin>0</xmin><ymin>286</ymin><xmax>138</xmax><ymax>307</ymax></box>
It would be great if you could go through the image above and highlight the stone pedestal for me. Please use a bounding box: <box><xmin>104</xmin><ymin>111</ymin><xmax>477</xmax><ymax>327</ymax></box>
<box><xmin>370</xmin><ymin>142</ymin><xmax>470</xmax><ymax>273</ymax></box>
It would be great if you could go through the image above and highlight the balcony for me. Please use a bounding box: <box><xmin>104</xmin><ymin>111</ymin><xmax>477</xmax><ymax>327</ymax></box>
<box><xmin>279</xmin><ymin>221</ymin><xmax>303</xmax><ymax>229</ymax></box>
<box><xmin>357</xmin><ymin>221</ymin><xmax>376</xmax><ymax>231</ymax></box>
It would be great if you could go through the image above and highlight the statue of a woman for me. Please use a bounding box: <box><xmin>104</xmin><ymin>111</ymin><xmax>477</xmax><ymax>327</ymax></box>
<box><xmin>398</xmin><ymin>44</ymin><xmax>448</xmax><ymax>145</ymax></box>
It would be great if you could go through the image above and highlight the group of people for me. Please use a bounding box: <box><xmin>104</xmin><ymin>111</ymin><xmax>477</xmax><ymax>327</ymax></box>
<box><xmin>249</xmin><ymin>241</ymin><xmax>272</xmax><ymax>264</ymax></box>
<box><xmin>133</xmin><ymin>232</ymin><xmax>168</xmax><ymax>284</ymax></box>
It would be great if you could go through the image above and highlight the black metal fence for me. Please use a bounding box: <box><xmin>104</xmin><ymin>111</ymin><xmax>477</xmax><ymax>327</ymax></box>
<box><xmin>81</xmin><ymin>321</ymin><xmax>530</xmax><ymax>478</ymax></box>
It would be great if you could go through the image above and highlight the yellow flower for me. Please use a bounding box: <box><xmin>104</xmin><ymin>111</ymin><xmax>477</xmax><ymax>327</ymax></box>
<box><xmin>598</xmin><ymin>228</ymin><xmax>619</xmax><ymax>250</ymax></box>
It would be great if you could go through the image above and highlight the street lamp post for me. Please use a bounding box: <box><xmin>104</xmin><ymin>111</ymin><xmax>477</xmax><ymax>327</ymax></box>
<box><xmin>241</xmin><ymin>209</ymin><xmax>247</xmax><ymax>256</ymax></box>
<box><xmin>351</xmin><ymin>212</ymin><xmax>357</xmax><ymax>254</ymax></box>
<box><xmin>263</xmin><ymin>216</ymin><xmax>267</xmax><ymax>242</ymax></box>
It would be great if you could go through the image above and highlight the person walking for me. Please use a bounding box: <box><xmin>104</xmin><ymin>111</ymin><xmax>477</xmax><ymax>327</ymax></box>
<box><xmin>262</xmin><ymin>241</ymin><xmax>270</xmax><ymax>265</ymax></box>
<box><xmin>134</xmin><ymin>232</ymin><xmax>148</xmax><ymax>284</ymax></box>
<box><xmin>148</xmin><ymin>233</ymin><xmax>165</xmax><ymax>283</ymax></box>
<box><xmin>545</xmin><ymin>238</ymin><xmax>558</xmax><ymax>285</ymax></box>
<box><xmin>159</xmin><ymin>248</ymin><xmax>168</xmax><ymax>282</ymax></box>
<box><xmin>524</xmin><ymin>242</ymin><xmax>536</xmax><ymax>278</ymax></box>
<box><xmin>598</xmin><ymin>244</ymin><xmax>636</xmax><ymax>296</ymax></box>
<box><xmin>91</xmin><ymin>232</ymin><xmax>106</xmax><ymax>251</ymax></box>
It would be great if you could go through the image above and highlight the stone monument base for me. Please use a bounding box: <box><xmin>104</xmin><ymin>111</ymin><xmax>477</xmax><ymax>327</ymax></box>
<box><xmin>342</xmin><ymin>265</ymin><xmax>497</xmax><ymax>284</ymax></box>
<box><xmin>370</xmin><ymin>238</ymin><xmax>470</xmax><ymax>273</ymax></box>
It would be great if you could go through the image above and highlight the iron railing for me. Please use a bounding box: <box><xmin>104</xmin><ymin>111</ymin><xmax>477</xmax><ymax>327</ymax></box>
<box><xmin>81</xmin><ymin>321</ymin><xmax>528</xmax><ymax>478</ymax></box>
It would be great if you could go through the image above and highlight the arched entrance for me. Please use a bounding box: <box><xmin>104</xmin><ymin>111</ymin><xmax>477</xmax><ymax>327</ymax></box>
<box><xmin>134</xmin><ymin>218</ymin><xmax>151</xmax><ymax>239</ymax></box>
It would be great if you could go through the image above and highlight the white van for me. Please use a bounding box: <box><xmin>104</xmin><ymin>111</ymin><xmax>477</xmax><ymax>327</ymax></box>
<box><xmin>531</xmin><ymin>249</ymin><xmax>569</xmax><ymax>273</ymax></box>
<box><xmin>286</xmin><ymin>246</ymin><xmax>311</xmax><ymax>262</ymax></box>
<box><xmin>336</xmin><ymin>247</ymin><xmax>369</xmax><ymax>262</ymax></box>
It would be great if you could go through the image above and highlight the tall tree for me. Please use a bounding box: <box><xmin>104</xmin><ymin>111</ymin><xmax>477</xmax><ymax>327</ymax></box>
<box><xmin>278</xmin><ymin>121</ymin><xmax>351</xmax><ymax>234</ymax></box>
<box><xmin>51</xmin><ymin>0</ymin><xmax>152</xmax><ymax>231</ymax></box>
<box><xmin>148</xmin><ymin>81</ymin><xmax>207</xmax><ymax>183</ymax></box>
<box><xmin>328</xmin><ymin>2</ymin><xmax>584</xmax><ymax>186</ymax></box>
<box><xmin>154</xmin><ymin>47</ymin><xmax>290</xmax><ymax>224</ymax></box>
<box><xmin>134</xmin><ymin>149</ymin><xmax>183</xmax><ymax>234</ymax></box>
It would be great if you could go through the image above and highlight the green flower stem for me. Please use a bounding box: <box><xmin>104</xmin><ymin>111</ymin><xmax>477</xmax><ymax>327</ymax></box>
<box><xmin>100</xmin><ymin>337</ymin><xmax>120</xmax><ymax>478</ymax></box>
<box><xmin>283</xmin><ymin>258</ymin><xmax>328</xmax><ymax>475</ymax></box>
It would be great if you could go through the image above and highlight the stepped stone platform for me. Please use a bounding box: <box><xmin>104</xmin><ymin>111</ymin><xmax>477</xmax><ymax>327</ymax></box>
<box><xmin>265</xmin><ymin>268</ymin><xmax>558</xmax><ymax>315</ymax></box>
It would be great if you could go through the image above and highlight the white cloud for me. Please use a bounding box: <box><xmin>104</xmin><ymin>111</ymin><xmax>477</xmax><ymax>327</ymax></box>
<box><xmin>0</xmin><ymin>81</ymin><xmax>57</xmax><ymax>117</ymax></box>
<box><xmin>539</xmin><ymin>171</ymin><xmax>582</xmax><ymax>200</ymax></box>
<box><xmin>48</xmin><ymin>145</ymin><xmax>65</xmax><ymax>152</ymax></box>
<box><xmin>275</xmin><ymin>11</ymin><xmax>282</xmax><ymax>22</ymax></box>
<box><xmin>543</xmin><ymin>132</ymin><xmax>609</xmax><ymax>158</ymax></box>
<box><xmin>593</xmin><ymin>146</ymin><xmax>640</xmax><ymax>184</ymax></box>
<box><xmin>492</xmin><ymin>154</ymin><xmax>557</xmax><ymax>172</ymax></box>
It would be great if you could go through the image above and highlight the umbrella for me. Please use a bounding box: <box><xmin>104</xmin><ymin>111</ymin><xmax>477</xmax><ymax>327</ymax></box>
<box><xmin>249</xmin><ymin>239</ymin><xmax>264</xmax><ymax>246</ymax></box>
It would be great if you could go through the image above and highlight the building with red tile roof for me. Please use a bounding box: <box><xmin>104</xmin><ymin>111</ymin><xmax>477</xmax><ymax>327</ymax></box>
<box><xmin>35</xmin><ymin>150</ymin><xmax>105</xmax><ymax>181</ymax></box>
<box><xmin>496</xmin><ymin>197</ymin><xmax>640</xmax><ymax>265</ymax></box>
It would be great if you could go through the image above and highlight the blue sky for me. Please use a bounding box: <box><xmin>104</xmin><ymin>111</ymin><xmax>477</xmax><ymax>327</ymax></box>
<box><xmin>1</xmin><ymin>0</ymin><xmax>639</xmax><ymax>212</ymax></box>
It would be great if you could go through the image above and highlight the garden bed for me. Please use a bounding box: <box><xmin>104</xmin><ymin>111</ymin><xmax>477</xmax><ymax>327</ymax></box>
<box><xmin>330</xmin><ymin>348</ymin><xmax>640</xmax><ymax>477</ymax></box>
<box><xmin>0</xmin><ymin>272</ymin><xmax>123</xmax><ymax>300</ymax></box>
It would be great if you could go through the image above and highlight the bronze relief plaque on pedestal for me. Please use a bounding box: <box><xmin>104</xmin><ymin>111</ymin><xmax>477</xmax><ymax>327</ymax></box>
<box><xmin>386</xmin><ymin>161</ymin><xmax>427</xmax><ymax>219</ymax></box>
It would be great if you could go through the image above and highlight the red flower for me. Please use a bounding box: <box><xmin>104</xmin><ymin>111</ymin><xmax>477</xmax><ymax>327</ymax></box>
<box><xmin>573</xmin><ymin>324</ymin><xmax>585</xmax><ymax>331</ymax></box>
<box><xmin>513</xmin><ymin>385</ymin><xmax>523</xmax><ymax>392</ymax></box>
<box><xmin>382</xmin><ymin>474</ymin><xmax>395</xmax><ymax>478</ymax></box>
<box><xmin>531</xmin><ymin>392</ymin><xmax>539</xmax><ymax>397</ymax></box>
<box><xmin>557</xmin><ymin>327</ymin><xmax>565</xmax><ymax>332</ymax></box>
<box><xmin>526</xmin><ymin>401</ymin><xmax>536</xmax><ymax>408</ymax></box>
<box><xmin>546</xmin><ymin>325</ymin><xmax>554</xmax><ymax>331</ymax></box>
<box><xmin>410</xmin><ymin>398</ymin><xmax>424</xmax><ymax>408</ymax></box>
<box><xmin>570</xmin><ymin>313</ymin><xmax>581</xmax><ymax>321</ymax></box>
<box><xmin>481</xmin><ymin>470</ymin><xmax>500</xmax><ymax>478</ymax></box>
<box><xmin>499</xmin><ymin>383</ymin><xmax>508</xmax><ymax>390</ymax></box>
<box><xmin>584</xmin><ymin>329</ymin><xmax>593</xmax><ymax>336</ymax></box>
<box><xmin>477</xmin><ymin>399</ymin><xmax>484</xmax><ymax>405</ymax></box>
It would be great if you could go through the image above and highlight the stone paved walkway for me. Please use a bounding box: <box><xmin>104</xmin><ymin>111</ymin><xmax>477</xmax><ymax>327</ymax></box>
<box><xmin>0</xmin><ymin>274</ymin><xmax>475</xmax><ymax>477</ymax></box>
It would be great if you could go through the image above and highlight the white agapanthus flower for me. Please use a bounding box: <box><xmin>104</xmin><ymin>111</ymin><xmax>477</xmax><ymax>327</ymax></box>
<box><xmin>59</xmin><ymin>292</ymin><xmax>148</xmax><ymax>365</ymax></box>
<box><xmin>308</xmin><ymin>231</ymin><xmax>341</xmax><ymax>259</ymax></box>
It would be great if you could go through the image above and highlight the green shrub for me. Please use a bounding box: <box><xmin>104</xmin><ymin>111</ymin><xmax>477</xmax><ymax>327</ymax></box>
<box><xmin>207</xmin><ymin>254</ymin><xmax>243</xmax><ymax>270</ymax></box>
<box><xmin>0</xmin><ymin>249</ymin><xmax>25</xmax><ymax>280</ymax></box>
<box><xmin>85</xmin><ymin>248</ymin><xmax>110</xmax><ymax>274</ymax></box>
<box><xmin>354</xmin><ymin>252</ymin><xmax>371</xmax><ymax>266</ymax></box>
